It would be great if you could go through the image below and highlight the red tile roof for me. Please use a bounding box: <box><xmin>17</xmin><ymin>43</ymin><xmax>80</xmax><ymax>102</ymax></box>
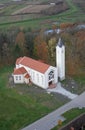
<box><xmin>24</xmin><ymin>73</ymin><xmax>30</xmax><ymax>79</ymax></box>
<box><xmin>16</xmin><ymin>57</ymin><xmax>22</xmax><ymax>65</ymax></box>
<box><xmin>16</xmin><ymin>56</ymin><xmax>50</xmax><ymax>73</ymax></box>
<box><xmin>13</xmin><ymin>67</ymin><xmax>27</xmax><ymax>75</ymax></box>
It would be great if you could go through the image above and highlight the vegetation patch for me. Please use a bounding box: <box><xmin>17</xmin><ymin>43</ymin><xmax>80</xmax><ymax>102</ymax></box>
<box><xmin>52</xmin><ymin>108</ymin><xmax>85</xmax><ymax>130</ymax></box>
<box><xmin>0</xmin><ymin>66</ymin><xmax>69</xmax><ymax>130</ymax></box>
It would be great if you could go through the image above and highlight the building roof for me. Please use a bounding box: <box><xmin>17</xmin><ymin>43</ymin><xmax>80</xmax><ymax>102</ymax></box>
<box><xmin>16</xmin><ymin>57</ymin><xmax>22</xmax><ymax>65</ymax></box>
<box><xmin>24</xmin><ymin>73</ymin><xmax>30</xmax><ymax>79</ymax></box>
<box><xmin>16</xmin><ymin>56</ymin><xmax>50</xmax><ymax>73</ymax></box>
<box><xmin>13</xmin><ymin>67</ymin><xmax>27</xmax><ymax>75</ymax></box>
<box><xmin>57</xmin><ymin>38</ymin><xmax>64</xmax><ymax>47</ymax></box>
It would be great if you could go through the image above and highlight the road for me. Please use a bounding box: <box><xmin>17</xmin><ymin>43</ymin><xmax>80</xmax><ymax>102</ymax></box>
<box><xmin>22</xmin><ymin>92</ymin><xmax>85</xmax><ymax>130</ymax></box>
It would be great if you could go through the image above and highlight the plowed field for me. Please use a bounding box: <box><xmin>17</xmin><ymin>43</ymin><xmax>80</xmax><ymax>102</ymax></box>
<box><xmin>12</xmin><ymin>4</ymin><xmax>53</xmax><ymax>15</ymax></box>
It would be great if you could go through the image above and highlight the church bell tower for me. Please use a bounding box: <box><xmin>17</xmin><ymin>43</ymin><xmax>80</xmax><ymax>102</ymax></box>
<box><xmin>56</xmin><ymin>38</ymin><xmax>65</xmax><ymax>80</ymax></box>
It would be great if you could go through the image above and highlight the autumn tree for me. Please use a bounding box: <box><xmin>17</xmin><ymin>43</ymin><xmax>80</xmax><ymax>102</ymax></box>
<box><xmin>15</xmin><ymin>31</ymin><xmax>27</xmax><ymax>55</ymax></box>
<box><xmin>38</xmin><ymin>41</ymin><xmax>48</xmax><ymax>63</ymax></box>
<box><xmin>34</xmin><ymin>41</ymin><xmax>49</xmax><ymax>63</ymax></box>
<box><xmin>60</xmin><ymin>22</ymin><xmax>74</xmax><ymax>29</ymax></box>
<box><xmin>33</xmin><ymin>29</ymin><xmax>49</xmax><ymax>63</ymax></box>
<box><xmin>48</xmin><ymin>37</ymin><xmax>57</xmax><ymax>65</ymax></box>
<box><xmin>61</xmin><ymin>30</ymin><xmax>85</xmax><ymax>76</ymax></box>
<box><xmin>52</xmin><ymin>24</ymin><xmax>58</xmax><ymax>34</ymax></box>
<box><xmin>75</xmin><ymin>30</ymin><xmax>85</xmax><ymax>70</ymax></box>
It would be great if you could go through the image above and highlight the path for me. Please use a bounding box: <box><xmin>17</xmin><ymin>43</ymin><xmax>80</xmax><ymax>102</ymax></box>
<box><xmin>22</xmin><ymin>92</ymin><xmax>85</xmax><ymax>130</ymax></box>
<box><xmin>47</xmin><ymin>82</ymin><xmax>78</xmax><ymax>99</ymax></box>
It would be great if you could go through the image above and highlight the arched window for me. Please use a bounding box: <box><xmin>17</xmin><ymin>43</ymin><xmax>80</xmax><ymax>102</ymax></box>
<box><xmin>48</xmin><ymin>70</ymin><xmax>54</xmax><ymax>81</ymax></box>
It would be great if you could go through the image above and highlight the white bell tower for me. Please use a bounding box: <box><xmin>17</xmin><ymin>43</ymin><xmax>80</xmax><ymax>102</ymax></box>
<box><xmin>56</xmin><ymin>38</ymin><xmax>65</xmax><ymax>80</ymax></box>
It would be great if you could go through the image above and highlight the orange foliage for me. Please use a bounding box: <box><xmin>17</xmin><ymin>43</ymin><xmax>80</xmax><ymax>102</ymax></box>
<box><xmin>75</xmin><ymin>30</ymin><xmax>85</xmax><ymax>41</ymax></box>
<box><xmin>52</xmin><ymin>24</ymin><xmax>57</xmax><ymax>30</ymax></box>
<box><xmin>60</xmin><ymin>22</ymin><xmax>74</xmax><ymax>29</ymax></box>
<box><xmin>36</xmin><ymin>41</ymin><xmax>48</xmax><ymax>63</ymax></box>
<box><xmin>15</xmin><ymin>31</ymin><xmax>27</xmax><ymax>55</ymax></box>
<box><xmin>15</xmin><ymin>31</ymin><xmax>26</xmax><ymax>47</ymax></box>
<box><xmin>34</xmin><ymin>35</ymin><xmax>42</xmax><ymax>44</ymax></box>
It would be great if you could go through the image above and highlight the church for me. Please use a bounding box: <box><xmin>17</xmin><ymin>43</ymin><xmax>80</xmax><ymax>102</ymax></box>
<box><xmin>13</xmin><ymin>38</ymin><xmax>65</xmax><ymax>89</ymax></box>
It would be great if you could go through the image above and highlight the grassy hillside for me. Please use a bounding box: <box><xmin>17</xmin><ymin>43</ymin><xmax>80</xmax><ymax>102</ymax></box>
<box><xmin>0</xmin><ymin>66</ymin><xmax>69</xmax><ymax>130</ymax></box>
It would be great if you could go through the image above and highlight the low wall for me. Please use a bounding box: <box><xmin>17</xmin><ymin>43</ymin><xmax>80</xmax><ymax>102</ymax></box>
<box><xmin>59</xmin><ymin>113</ymin><xmax>85</xmax><ymax>130</ymax></box>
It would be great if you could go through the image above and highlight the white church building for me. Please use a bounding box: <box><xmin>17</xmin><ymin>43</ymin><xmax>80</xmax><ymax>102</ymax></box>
<box><xmin>13</xmin><ymin>38</ymin><xmax>65</xmax><ymax>89</ymax></box>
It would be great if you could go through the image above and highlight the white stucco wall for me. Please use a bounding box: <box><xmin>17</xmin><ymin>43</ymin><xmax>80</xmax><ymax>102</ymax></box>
<box><xmin>45</xmin><ymin>66</ymin><xmax>58</xmax><ymax>89</ymax></box>
<box><xmin>15</xmin><ymin>64</ymin><xmax>58</xmax><ymax>89</ymax></box>
<box><xmin>24</xmin><ymin>78</ymin><xmax>29</xmax><ymax>84</ymax></box>
<box><xmin>13</xmin><ymin>74</ymin><xmax>24</xmax><ymax>84</ymax></box>
<box><xmin>56</xmin><ymin>45</ymin><xmax>65</xmax><ymax>80</ymax></box>
<box><xmin>18</xmin><ymin>64</ymin><xmax>46</xmax><ymax>89</ymax></box>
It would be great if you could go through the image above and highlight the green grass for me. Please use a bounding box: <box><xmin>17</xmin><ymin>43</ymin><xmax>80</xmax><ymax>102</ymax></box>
<box><xmin>73</xmin><ymin>75</ymin><xmax>85</xmax><ymax>85</ymax></box>
<box><xmin>0</xmin><ymin>91</ymin><xmax>52</xmax><ymax>130</ymax></box>
<box><xmin>52</xmin><ymin>108</ymin><xmax>85</xmax><ymax>130</ymax></box>
<box><xmin>0</xmin><ymin>0</ymin><xmax>12</xmax><ymax>3</ymax></box>
<box><xmin>0</xmin><ymin>3</ymin><xmax>28</xmax><ymax>15</ymax></box>
<box><xmin>0</xmin><ymin>66</ymin><xmax>69</xmax><ymax>130</ymax></box>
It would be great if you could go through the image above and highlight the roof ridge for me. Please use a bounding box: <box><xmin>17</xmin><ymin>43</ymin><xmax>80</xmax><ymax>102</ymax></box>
<box><xmin>19</xmin><ymin>57</ymin><xmax>25</xmax><ymax>64</ymax></box>
<box><xmin>23</xmin><ymin>56</ymin><xmax>50</xmax><ymax>66</ymax></box>
<box><xmin>17</xmin><ymin>56</ymin><xmax>50</xmax><ymax>73</ymax></box>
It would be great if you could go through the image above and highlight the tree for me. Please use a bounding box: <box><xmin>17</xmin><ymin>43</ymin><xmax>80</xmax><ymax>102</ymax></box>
<box><xmin>13</xmin><ymin>44</ymin><xmax>22</xmax><ymax>59</ymax></box>
<box><xmin>60</xmin><ymin>22</ymin><xmax>74</xmax><ymax>29</ymax></box>
<box><xmin>15</xmin><ymin>31</ymin><xmax>27</xmax><ymax>55</ymax></box>
<box><xmin>2</xmin><ymin>43</ymin><xmax>11</xmax><ymax>65</ymax></box>
<box><xmin>34</xmin><ymin>41</ymin><xmax>49</xmax><ymax>63</ymax></box>
<box><xmin>48</xmin><ymin>37</ymin><xmax>56</xmax><ymax>65</ymax></box>
<box><xmin>33</xmin><ymin>30</ymin><xmax>48</xmax><ymax>60</ymax></box>
<box><xmin>25</xmin><ymin>31</ymin><xmax>34</xmax><ymax>57</ymax></box>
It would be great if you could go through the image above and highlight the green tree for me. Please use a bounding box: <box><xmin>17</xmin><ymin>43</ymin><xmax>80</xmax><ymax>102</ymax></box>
<box><xmin>2</xmin><ymin>43</ymin><xmax>11</xmax><ymax>65</ymax></box>
<box><xmin>25</xmin><ymin>31</ymin><xmax>34</xmax><ymax>57</ymax></box>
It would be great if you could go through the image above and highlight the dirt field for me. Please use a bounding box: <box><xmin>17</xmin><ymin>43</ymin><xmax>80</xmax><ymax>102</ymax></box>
<box><xmin>12</xmin><ymin>2</ymin><xmax>68</xmax><ymax>16</ymax></box>
<box><xmin>12</xmin><ymin>4</ymin><xmax>53</xmax><ymax>15</ymax></box>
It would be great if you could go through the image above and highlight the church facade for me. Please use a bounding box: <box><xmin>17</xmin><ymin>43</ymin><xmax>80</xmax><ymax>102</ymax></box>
<box><xmin>13</xmin><ymin>38</ymin><xmax>65</xmax><ymax>89</ymax></box>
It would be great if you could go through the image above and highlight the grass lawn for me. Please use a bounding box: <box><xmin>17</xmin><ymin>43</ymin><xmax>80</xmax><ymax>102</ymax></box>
<box><xmin>0</xmin><ymin>66</ymin><xmax>69</xmax><ymax>130</ymax></box>
<box><xmin>52</xmin><ymin>108</ymin><xmax>85</xmax><ymax>130</ymax></box>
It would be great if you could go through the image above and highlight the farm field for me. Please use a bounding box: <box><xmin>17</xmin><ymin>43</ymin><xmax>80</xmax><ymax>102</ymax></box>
<box><xmin>0</xmin><ymin>0</ymin><xmax>85</xmax><ymax>29</ymax></box>
<box><xmin>0</xmin><ymin>66</ymin><xmax>70</xmax><ymax>130</ymax></box>
<box><xmin>12</xmin><ymin>5</ymin><xmax>53</xmax><ymax>15</ymax></box>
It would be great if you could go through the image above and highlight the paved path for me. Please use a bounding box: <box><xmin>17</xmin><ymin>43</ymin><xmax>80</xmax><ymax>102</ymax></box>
<box><xmin>47</xmin><ymin>82</ymin><xmax>78</xmax><ymax>99</ymax></box>
<box><xmin>22</xmin><ymin>92</ymin><xmax>85</xmax><ymax>130</ymax></box>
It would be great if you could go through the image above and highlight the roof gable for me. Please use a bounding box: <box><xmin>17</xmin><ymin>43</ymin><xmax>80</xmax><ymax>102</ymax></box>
<box><xmin>16</xmin><ymin>56</ymin><xmax>50</xmax><ymax>73</ymax></box>
<box><xmin>13</xmin><ymin>67</ymin><xmax>27</xmax><ymax>75</ymax></box>
<box><xmin>24</xmin><ymin>73</ymin><xmax>30</xmax><ymax>79</ymax></box>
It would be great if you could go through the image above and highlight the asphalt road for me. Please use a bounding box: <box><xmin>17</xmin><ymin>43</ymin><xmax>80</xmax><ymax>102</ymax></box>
<box><xmin>22</xmin><ymin>92</ymin><xmax>85</xmax><ymax>130</ymax></box>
